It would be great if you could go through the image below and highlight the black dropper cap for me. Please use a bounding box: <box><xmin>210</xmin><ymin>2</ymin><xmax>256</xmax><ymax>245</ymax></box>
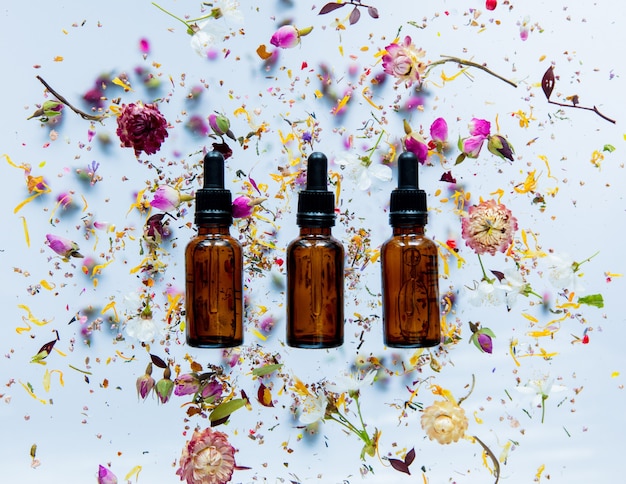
<box><xmin>296</xmin><ymin>152</ymin><xmax>336</xmax><ymax>228</ymax></box>
<box><xmin>389</xmin><ymin>151</ymin><xmax>428</xmax><ymax>227</ymax></box>
<box><xmin>194</xmin><ymin>151</ymin><xmax>233</xmax><ymax>225</ymax></box>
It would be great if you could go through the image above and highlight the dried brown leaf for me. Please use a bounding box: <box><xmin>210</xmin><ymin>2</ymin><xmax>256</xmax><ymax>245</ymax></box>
<box><xmin>542</xmin><ymin>66</ymin><xmax>555</xmax><ymax>99</ymax></box>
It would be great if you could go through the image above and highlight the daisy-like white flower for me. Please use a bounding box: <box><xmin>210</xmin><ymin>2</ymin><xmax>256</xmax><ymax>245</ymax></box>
<box><xmin>176</xmin><ymin>427</ymin><xmax>236</xmax><ymax>484</ymax></box>
<box><xmin>420</xmin><ymin>400</ymin><xmax>468</xmax><ymax>445</ymax></box>
<box><xmin>299</xmin><ymin>392</ymin><xmax>328</xmax><ymax>425</ymax></box>
<box><xmin>461</xmin><ymin>199</ymin><xmax>518</xmax><ymax>255</ymax></box>
<box><xmin>208</xmin><ymin>0</ymin><xmax>243</xmax><ymax>24</ymax></box>
<box><xmin>337</xmin><ymin>152</ymin><xmax>392</xmax><ymax>191</ymax></box>
<box><xmin>125</xmin><ymin>314</ymin><xmax>158</xmax><ymax>342</ymax></box>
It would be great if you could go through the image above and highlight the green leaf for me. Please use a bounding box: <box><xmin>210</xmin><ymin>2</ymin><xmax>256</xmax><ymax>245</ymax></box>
<box><xmin>251</xmin><ymin>363</ymin><xmax>283</xmax><ymax>377</ymax></box>
<box><xmin>209</xmin><ymin>398</ymin><xmax>246</xmax><ymax>422</ymax></box>
<box><xmin>603</xmin><ymin>144</ymin><xmax>616</xmax><ymax>153</ymax></box>
<box><xmin>578</xmin><ymin>294</ymin><xmax>604</xmax><ymax>308</ymax></box>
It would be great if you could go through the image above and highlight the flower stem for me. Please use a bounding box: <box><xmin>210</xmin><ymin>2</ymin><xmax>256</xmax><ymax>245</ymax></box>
<box><xmin>473</xmin><ymin>435</ymin><xmax>500</xmax><ymax>484</ymax></box>
<box><xmin>477</xmin><ymin>254</ymin><xmax>490</xmax><ymax>282</ymax></box>
<box><xmin>362</xmin><ymin>130</ymin><xmax>386</xmax><ymax>167</ymax></box>
<box><xmin>152</xmin><ymin>2</ymin><xmax>192</xmax><ymax>30</ymax></box>
<box><xmin>427</xmin><ymin>56</ymin><xmax>517</xmax><ymax>88</ymax></box>
<box><xmin>35</xmin><ymin>76</ymin><xmax>106</xmax><ymax>123</ymax></box>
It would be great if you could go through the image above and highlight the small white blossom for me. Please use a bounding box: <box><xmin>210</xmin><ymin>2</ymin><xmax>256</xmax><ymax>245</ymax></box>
<box><xmin>546</xmin><ymin>253</ymin><xmax>584</xmax><ymax>293</ymax></box>
<box><xmin>299</xmin><ymin>393</ymin><xmax>327</xmax><ymax>425</ymax></box>
<box><xmin>501</xmin><ymin>269</ymin><xmax>528</xmax><ymax>308</ymax></box>
<box><xmin>337</xmin><ymin>153</ymin><xmax>392</xmax><ymax>191</ymax></box>
<box><xmin>191</xmin><ymin>21</ymin><xmax>226</xmax><ymax>57</ymax></box>
<box><xmin>125</xmin><ymin>316</ymin><xmax>158</xmax><ymax>343</ymax></box>
<box><xmin>327</xmin><ymin>370</ymin><xmax>376</xmax><ymax>394</ymax></box>
<box><xmin>466</xmin><ymin>279</ymin><xmax>508</xmax><ymax>307</ymax></box>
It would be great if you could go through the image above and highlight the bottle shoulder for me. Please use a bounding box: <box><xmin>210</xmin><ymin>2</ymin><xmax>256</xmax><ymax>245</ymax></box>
<box><xmin>186</xmin><ymin>232</ymin><xmax>242</xmax><ymax>250</ymax></box>
<box><xmin>382</xmin><ymin>233</ymin><xmax>438</xmax><ymax>251</ymax></box>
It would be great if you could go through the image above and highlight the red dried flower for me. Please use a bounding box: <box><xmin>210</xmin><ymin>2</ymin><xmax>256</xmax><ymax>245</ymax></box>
<box><xmin>116</xmin><ymin>102</ymin><xmax>169</xmax><ymax>156</ymax></box>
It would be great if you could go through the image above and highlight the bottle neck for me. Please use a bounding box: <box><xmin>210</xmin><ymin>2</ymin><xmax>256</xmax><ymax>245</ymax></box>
<box><xmin>299</xmin><ymin>226</ymin><xmax>332</xmax><ymax>236</ymax></box>
<box><xmin>197</xmin><ymin>224</ymin><xmax>231</xmax><ymax>236</ymax></box>
<box><xmin>391</xmin><ymin>225</ymin><xmax>426</xmax><ymax>236</ymax></box>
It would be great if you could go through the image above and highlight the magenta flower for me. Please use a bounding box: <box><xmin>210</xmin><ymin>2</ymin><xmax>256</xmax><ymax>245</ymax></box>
<box><xmin>201</xmin><ymin>380</ymin><xmax>223</xmax><ymax>401</ymax></box>
<box><xmin>468</xmin><ymin>118</ymin><xmax>491</xmax><ymax>137</ymax></box>
<box><xmin>429</xmin><ymin>117</ymin><xmax>448</xmax><ymax>149</ymax></box>
<box><xmin>232</xmin><ymin>195</ymin><xmax>266</xmax><ymax>218</ymax></box>
<box><xmin>116</xmin><ymin>102</ymin><xmax>169</xmax><ymax>156</ymax></box>
<box><xmin>174</xmin><ymin>373</ymin><xmax>201</xmax><ymax>396</ymax></box>
<box><xmin>176</xmin><ymin>427</ymin><xmax>237</xmax><ymax>484</ymax></box>
<box><xmin>461</xmin><ymin>199</ymin><xmax>518</xmax><ymax>255</ymax></box>
<box><xmin>477</xmin><ymin>332</ymin><xmax>494</xmax><ymax>353</ymax></box>
<box><xmin>150</xmin><ymin>185</ymin><xmax>194</xmax><ymax>212</ymax></box>
<box><xmin>270</xmin><ymin>25</ymin><xmax>311</xmax><ymax>49</ymax></box>
<box><xmin>136</xmin><ymin>363</ymin><xmax>156</xmax><ymax>400</ymax></box>
<box><xmin>403</xmin><ymin>120</ymin><xmax>429</xmax><ymax>164</ymax></box>
<box><xmin>382</xmin><ymin>36</ymin><xmax>427</xmax><ymax>86</ymax></box>
<box><xmin>97</xmin><ymin>465</ymin><xmax>118</xmax><ymax>484</ymax></box>
<box><xmin>209</xmin><ymin>113</ymin><xmax>235</xmax><ymax>140</ymax></box>
<box><xmin>144</xmin><ymin>213</ymin><xmax>172</xmax><ymax>246</ymax></box>
<box><xmin>45</xmin><ymin>234</ymin><xmax>83</xmax><ymax>261</ymax></box>
<box><xmin>459</xmin><ymin>135</ymin><xmax>487</xmax><ymax>158</ymax></box>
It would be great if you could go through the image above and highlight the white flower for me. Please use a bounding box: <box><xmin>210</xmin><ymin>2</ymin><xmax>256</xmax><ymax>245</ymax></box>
<box><xmin>299</xmin><ymin>393</ymin><xmax>327</xmax><ymax>425</ymax></box>
<box><xmin>545</xmin><ymin>253</ymin><xmax>584</xmax><ymax>293</ymax></box>
<box><xmin>500</xmin><ymin>269</ymin><xmax>528</xmax><ymax>308</ymax></box>
<box><xmin>210</xmin><ymin>0</ymin><xmax>243</xmax><ymax>24</ymax></box>
<box><xmin>125</xmin><ymin>316</ymin><xmax>158</xmax><ymax>343</ymax></box>
<box><xmin>337</xmin><ymin>153</ymin><xmax>392</xmax><ymax>191</ymax></box>
<box><xmin>516</xmin><ymin>376</ymin><xmax>567</xmax><ymax>423</ymax></box>
<box><xmin>327</xmin><ymin>370</ymin><xmax>376</xmax><ymax>394</ymax></box>
<box><xmin>191</xmin><ymin>21</ymin><xmax>227</xmax><ymax>57</ymax></box>
<box><xmin>466</xmin><ymin>279</ymin><xmax>508</xmax><ymax>307</ymax></box>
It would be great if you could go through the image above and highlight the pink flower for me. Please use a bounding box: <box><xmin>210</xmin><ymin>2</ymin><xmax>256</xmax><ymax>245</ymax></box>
<box><xmin>98</xmin><ymin>465</ymin><xmax>118</xmax><ymax>484</ymax></box>
<box><xmin>468</xmin><ymin>118</ymin><xmax>491</xmax><ymax>137</ymax></box>
<box><xmin>382</xmin><ymin>36</ymin><xmax>427</xmax><ymax>86</ymax></box>
<box><xmin>429</xmin><ymin>117</ymin><xmax>448</xmax><ymax>145</ymax></box>
<box><xmin>116</xmin><ymin>102</ymin><xmax>169</xmax><ymax>156</ymax></box>
<box><xmin>176</xmin><ymin>427</ymin><xmax>237</xmax><ymax>484</ymax></box>
<box><xmin>459</xmin><ymin>135</ymin><xmax>487</xmax><ymax>158</ymax></box>
<box><xmin>150</xmin><ymin>185</ymin><xmax>194</xmax><ymax>212</ymax></box>
<box><xmin>175</xmin><ymin>373</ymin><xmax>201</xmax><ymax>396</ymax></box>
<box><xmin>45</xmin><ymin>233</ymin><xmax>83</xmax><ymax>261</ymax></box>
<box><xmin>136</xmin><ymin>363</ymin><xmax>156</xmax><ymax>400</ymax></box>
<box><xmin>461</xmin><ymin>199</ymin><xmax>518</xmax><ymax>255</ymax></box>
<box><xmin>208</xmin><ymin>113</ymin><xmax>232</xmax><ymax>137</ymax></box>
<box><xmin>232</xmin><ymin>195</ymin><xmax>266</xmax><ymax>218</ymax></box>
<box><xmin>403</xmin><ymin>119</ymin><xmax>428</xmax><ymax>164</ymax></box>
<box><xmin>270</xmin><ymin>25</ymin><xmax>301</xmax><ymax>49</ymax></box>
<box><xmin>486</xmin><ymin>0</ymin><xmax>497</xmax><ymax>10</ymax></box>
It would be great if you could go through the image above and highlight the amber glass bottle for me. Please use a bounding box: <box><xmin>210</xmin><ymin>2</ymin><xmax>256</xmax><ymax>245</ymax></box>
<box><xmin>381</xmin><ymin>151</ymin><xmax>440</xmax><ymax>347</ymax></box>
<box><xmin>287</xmin><ymin>152</ymin><xmax>344</xmax><ymax>348</ymax></box>
<box><xmin>185</xmin><ymin>151</ymin><xmax>243</xmax><ymax>348</ymax></box>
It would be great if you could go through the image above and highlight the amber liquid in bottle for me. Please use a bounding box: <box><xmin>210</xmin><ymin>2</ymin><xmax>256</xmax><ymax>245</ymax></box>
<box><xmin>185</xmin><ymin>226</ymin><xmax>243</xmax><ymax>347</ymax></box>
<box><xmin>287</xmin><ymin>227</ymin><xmax>344</xmax><ymax>348</ymax></box>
<box><xmin>381</xmin><ymin>226</ymin><xmax>440</xmax><ymax>347</ymax></box>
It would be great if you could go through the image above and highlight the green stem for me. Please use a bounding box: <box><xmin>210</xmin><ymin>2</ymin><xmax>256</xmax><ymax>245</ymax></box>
<box><xmin>152</xmin><ymin>2</ymin><xmax>192</xmax><ymax>30</ymax></box>
<box><xmin>362</xmin><ymin>129</ymin><xmax>385</xmax><ymax>167</ymax></box>
<box><xmin>573</xmin><ymin>251</ymin><xmax>600</xmax><ymax>272</ymax></box>
<box><xmin>426</xmin><ymin>56</ymin><xmax>517</xmax><ymax>88</ymax></box>
<box><xmin>477</xmin><ymin>254</ymin><xmax>490</xmax><ymax>282</ymax></box>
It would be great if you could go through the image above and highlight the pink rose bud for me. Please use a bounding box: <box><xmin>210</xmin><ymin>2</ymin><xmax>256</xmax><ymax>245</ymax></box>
<box><xmin>150</xmin><ymin>185</ymin><xmax>193</xmax><ymax>212</ymax></box>
<box><xmin>232</xmin><ymin>195</ymin><xmax>267</xmax><ymax>218</ymax></box>
<box><xmin>97</xmin><ymin>465</ymin><xmax>118</xmax><ymax>484</ymax></box>
<box><xmin>468</xmin><ymin>118</ymin><xmax>491</xmax><ymax>137</ymax></box>
<box><xmin>270</xmin><ymin>25</ymin><xmax>312</xmax><ymax>49</ymax></box>
<box><xmin>46</xmin><ymin>234</ymin><xmax>84</xmax><ymax>260</ymax></box>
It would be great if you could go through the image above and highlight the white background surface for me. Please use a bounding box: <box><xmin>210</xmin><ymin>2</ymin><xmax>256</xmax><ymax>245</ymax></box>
<box><xmin>2</xmin><ymin>1</ymin><xmax>625</xmax><ymax>482</ymax></box>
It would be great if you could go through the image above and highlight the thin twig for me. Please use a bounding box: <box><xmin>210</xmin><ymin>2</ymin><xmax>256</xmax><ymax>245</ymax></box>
<box><xmin>429</xmin><ymin>56</ymin><xmax>518</xmax><ymax>88</ymax></box>
<box><xmin>473</xmin><ymin>435</ymin><xmax>501</xmax><ymax>484</ymax></box>
<box><xmin>458</xmin><ymin>374</ymin><xmax>476</xmax><ymax>406</ymax></box>
<box><xmin>548</xmin><ymin>99</ymin><xmax>615</xmax><ymax>124</ymax></box>
<box><xmin>36</xmin><ymin>76</ymin><xmax>106</xmax><ymax>123</ymax></box>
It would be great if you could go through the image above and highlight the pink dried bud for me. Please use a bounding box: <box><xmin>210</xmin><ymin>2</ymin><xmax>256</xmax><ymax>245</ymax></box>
<box><xmin>136</xmin><ymin>362</ymin><xmax>156</xmax><ymax>400</ymax></box>
<box><xmin>270</xmin><ymin>25</ymin><xmax>312</xmax><ymax>49</ymax></box>
<box><xmin>97</xmin><ymin>465</ymin><xmax>118</xmax><ymax>484</ymax></box>
<box><xmin>174</xmin><ymin>373</ymin><xmax>200</xmax><ymax>396</ymax></box>
<box><xmin>45</xmin><ymin>233</ymin><xmax>83</xmax><ymax>261</ymax></box>
<box><xmin>150</xmin><ymin>185</ymin><xmax>193</xmax><ymax>212</ymax></box>
<box><xmin>232</xmin><ymin>195</ymin><xmax>267</xmax><ymax>218</ymax></box>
